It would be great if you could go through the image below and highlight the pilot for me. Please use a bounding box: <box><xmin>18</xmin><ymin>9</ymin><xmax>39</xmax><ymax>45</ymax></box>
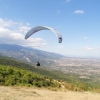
<box><xmin>36</xmin><ymin>61</ymin><xmax>40</xmax><ymax>66</ymax></box>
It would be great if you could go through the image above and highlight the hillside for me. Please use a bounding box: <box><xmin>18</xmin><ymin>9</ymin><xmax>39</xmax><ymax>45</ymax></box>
<box><xmin>0</xmin><ymin>56</ymin><xmax>73</xmax><ymax>82</ymax></box>
<box><xmin>0</xmin><ymin>56</ymin><xmax>100</xmax><ymax>92</ymax></box>
<box><xmin>0</xmin><ymin>56</ymin><xmax>72</xmax><ymax>90</ymax></box>
<box><xmin>0</xmin><ymin>56</ymin><xmax>66</xmax><ymax>89</ymax></box>
<box><xmin>0</xmin><ymin>64</ymin><xmax>61</xmax><ymax>88</ymax></box>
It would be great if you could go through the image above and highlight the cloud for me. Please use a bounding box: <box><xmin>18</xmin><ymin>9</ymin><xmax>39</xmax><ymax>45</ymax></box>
<box><xmin>0</xmin><ymin>18</ymin><xmax>17</xmax><ymax>27</ymax></box>
<box><xmin>57</xmin><ymin>10</ymin><xmax>61</xmax><ymax>14</ymax></box>
<box><xmin>74</xmin><ymin>10</ymin><xmax>84</xmax><ymax>14</ymax></box>
<box><xmin>26</xmin><ymin>22</ymin><xmax>30</xmax><ymax>26</ymax></box>
<box><xmin>0</xmin><ymin>18</ymin><xmax>47</xmax><ymax>49</ymax></box>
<box><xmin>19</xmin><ymin>26</ymin><xmax>31</xmax><ymax>33</ymax></box>
<box><xmin>85</xmin><ymin>47</ymin><xmax>93</xmax><ymax>51</ymax></box>
<box><xmin>66</xmin><ymin>0</ymin><xmax>70</xmax><ymax>2</ymax></box>
<box><xmin>84</xmin><ymin>37</ymin><xmax>88</xmax><ymax>40</ymax></box>
<box><xmin>58</xmin><ymin>46</ymin><xmax>65</xmax><ymax>48</ymax></box>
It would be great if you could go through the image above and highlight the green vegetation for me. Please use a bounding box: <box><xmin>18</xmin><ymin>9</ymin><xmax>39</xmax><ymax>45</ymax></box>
<box><xmin>0</xmin><ymin>56</ymin><xmax>100</xmax><ymax>92</ymax></box>
<box><xmin>0</xmin><ymin>64</ymin><xmax>60</xmax><ymax>88</ymax></box>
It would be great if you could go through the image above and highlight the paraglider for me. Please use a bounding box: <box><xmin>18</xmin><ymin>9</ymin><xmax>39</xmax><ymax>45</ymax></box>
<box><xmin>36</xmin><ymin>61</ymin><xmax>40</xmax><ymax>67</ymax></box>
<box><xmin>25</xmin><ymin>26</ymin><xmax>62</xmax><ymax>43</ymax></box>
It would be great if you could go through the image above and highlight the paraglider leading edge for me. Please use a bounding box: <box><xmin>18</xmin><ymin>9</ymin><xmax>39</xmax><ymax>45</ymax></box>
<box><xmin>25</xmin><ymin>26</ymin><xmax>62</xmax><ymax>43</ymax></box>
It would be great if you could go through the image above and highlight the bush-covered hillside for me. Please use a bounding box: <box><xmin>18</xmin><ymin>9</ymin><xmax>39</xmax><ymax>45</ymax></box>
<box><xmin>0</xmin><ymin>56</ymin><xmax>78</xmax><ymax>83</ymax></box>
<box><xmin>0</xmin><ymin>56</ymin><xmax>100</xmax><ymax>92</ymax></box>
<box><xmin>0</xmin><ymin>64</ymin><xmax>61</xmax><ymax>88</ymax></box>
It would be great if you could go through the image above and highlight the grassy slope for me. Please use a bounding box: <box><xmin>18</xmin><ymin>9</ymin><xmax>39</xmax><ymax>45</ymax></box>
<box><xmin>0</xmin><ymin>56</ymin><xmax>76</xmax><ymax>83</ymax></box>
<box><xmin>0</xmin><ymin>56</ymin><xmax>100</xmax><ymax>92</ymax></box>
<box><xmin>0</xmin><ymin>56</ymin><xmax>61</xmax><ymax>88</ymax></box>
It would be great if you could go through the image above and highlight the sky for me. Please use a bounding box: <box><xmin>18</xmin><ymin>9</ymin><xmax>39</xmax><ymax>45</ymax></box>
<box><xmin>0</xmin><ymin>0</ymin><xmax>100</xmax><ymax>58</ymax></box>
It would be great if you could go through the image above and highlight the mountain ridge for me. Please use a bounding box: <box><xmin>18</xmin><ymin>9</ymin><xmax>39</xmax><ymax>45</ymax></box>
<box><xmin>0</xmin><ymin>44</ymin><xmax>64</xmax><ymax>67</ymax></box>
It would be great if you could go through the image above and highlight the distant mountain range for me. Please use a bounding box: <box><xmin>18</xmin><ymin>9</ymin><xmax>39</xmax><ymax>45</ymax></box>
<box><xmin>0</xmin><ymin>44</ymin><xmax>100</xmax><ymax>76</ymax></box>
<box><xmin>0</xmin><ymin>43</ymin><xmax>100</xmax><ymax>86</ymax></box>
<box><xmin>0</xmin><ymin>44</ymin><xmax>64</xmax><ymax>67</ymax></box>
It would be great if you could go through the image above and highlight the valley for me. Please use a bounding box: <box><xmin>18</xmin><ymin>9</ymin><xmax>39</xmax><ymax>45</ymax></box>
<box><xmin>0</xmin><ymin>44</ymin><xmax>100</xmax><ymax>89</ymax></box>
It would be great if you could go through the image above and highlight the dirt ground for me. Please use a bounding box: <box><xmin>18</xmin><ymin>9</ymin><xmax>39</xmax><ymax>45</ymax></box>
<box><xmin>0</xmin><ymin>86</ymin><xmax>100</xmax><ymax>100</ymax></box>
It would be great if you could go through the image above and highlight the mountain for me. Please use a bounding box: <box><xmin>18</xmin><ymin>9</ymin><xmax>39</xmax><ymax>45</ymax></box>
<box><xmin>0</xmin><ymin>44</ymin><xmax>64</xmax><ymax>67</ymax></box>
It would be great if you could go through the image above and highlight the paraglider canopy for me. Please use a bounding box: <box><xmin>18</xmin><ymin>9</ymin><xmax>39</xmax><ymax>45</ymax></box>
<box><xmin>25</xmin><ymin>26</ymin><xmax>62</xmax><ymax>43</ymax></box>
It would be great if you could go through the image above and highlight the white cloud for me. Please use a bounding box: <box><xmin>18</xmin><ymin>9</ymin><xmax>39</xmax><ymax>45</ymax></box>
<box><xmin>58</xmin><ymin>46</ymin><xmax>65</xmax><ymax>48</ymax></box>
<box><xmin>0</xmin><ymin>18</ymin><xmax>17</xmax><ymax>27</ymax></box>
<box><xmin>84</xmin><ymin>37</ymin><xmax>88</xmax><ymax>40</ymax></box>
<box><xmin>66</xmin><ymin>0</ymin><xmax>70</xmax><ymax>2</ymax></box>
<box><xmin>55</xmin><ymin>50</ymin><xmax>60</xmax><ymax>53</ymax></box>
<box><xmin>74</xmin><ymin>10</ymin><xmax>84</xmax><ymax>14</ymax></box>
<box><xmin>0</xmin><ymin>18</ymin><xmax>47</xmax><ymax>49</ymax></box>
<box><xmin>57</xmin><ymin>10</ymin><xmax>61</xmax><ymax>14</ymax></box>
<box><xmin>19</xmin><ymin>26</ymin><xmax>31</xmax><ymax>33</ymax></box>
<box><xmin>85</xmin><ymin>47</ymin><xmax>93</xmax><ymax>51</ymax></box>
<box><xmin>26</xmin><ymin>22</ymin><xmax>30</xmax><ymax>26</ymax></box>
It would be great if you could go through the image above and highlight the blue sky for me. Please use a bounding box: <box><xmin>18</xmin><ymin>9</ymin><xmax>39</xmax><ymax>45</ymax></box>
<box><xmin>0</xmin><ymin>0</ymin><xmax>100</xmax><ymax>58</ymax></box>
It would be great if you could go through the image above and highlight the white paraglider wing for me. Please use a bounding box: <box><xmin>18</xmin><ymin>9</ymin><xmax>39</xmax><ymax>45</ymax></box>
<box><xmin>25</xmin><ymin>26</ymin><xmax>62</xmax><ymax>43</ymax></box>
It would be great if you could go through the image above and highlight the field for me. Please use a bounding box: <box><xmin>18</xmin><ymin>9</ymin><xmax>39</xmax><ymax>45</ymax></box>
<box><xmin>0</xmin><ymin>86</ymin><xmax>100</xmax><ymax>100</ymax></box>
